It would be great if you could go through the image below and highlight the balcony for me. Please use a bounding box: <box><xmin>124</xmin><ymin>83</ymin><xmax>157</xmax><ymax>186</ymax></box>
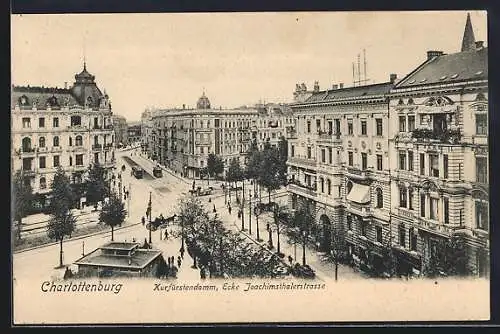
<box><xmin>195</xmin><ymin>140</ymin><xmax>212</xmax><ymax>146</ymax></box>
<box><xmin>68</xmin><ymin>125</ymin><xmax>88</xmax><ymax>132</ymax></box>
<box><xmin>345</xmin><ymin>166</ymin><xmax>370</xmax><ymax>181</ymax></box>
<box><xmin>317</xmin><ymin>132</ymin><xmax>342</xmax><ymax>145</ymax></box>
<box><xmin>286</xmin><ymin>129</ymin><xmax>297</xmax><ymax>139</ymax></box>
<box><xmin>103</xmin><ymin>143</ymin><xmax>114</xmax><ymax>151</ymax></box>
<box><xmin>19</xmin><ymin>147</ymin><xmax>37</xmax><ymax>155</ymax></box>
<box><xmin>397</xmin><ymin>207</ymin><xmax>417</xmax><ymax>220</ymax></box>
<box><xmin>416</xmin><ymin>218</ymin><xmax>465</xmax><ymax>237</ymax></box>
<box><xmin>288</xmin><ymin>157</ymin><xmax>317</xmax><ymax>169</ymax></box>
<box><xmin>92</xmin><ymin>144</ymin><xmax>103</xmax><ymax>151</ymax></box>
<box><xmin>51</xmin><ymin>146</ymin><xmax>63</xmax><ymax>153</ymax></box>
<box><xmin>346</xmin><ymin>201</ymin><xmax>372</xmax><ymax>218</ymax></box>
<box><xmin>288</xmin><ymin>182</ymin><xmax>317</xmax><ymax>198</ymax></box>
<box><xmin>411</xmin><ymin>128</ymin><xmax>462</xmax><ymax>144</ymax></box>
<box><xmin>37</xmin><ymin>147</ymin><xmax>49</xmax><ymax>153</ymax></box>
<box><xmin>104</xmin><ymin>124</ymin><xmax>114</xmax><ymax>130</ymax></box>
<box><xmin>21</xmin><ymin>169</ymin><xmax>35</xmax><ymax>177</ymax></box>
<box><xmin>92</xmin><ymin>125</ymin><xmax>103</xmax><ymax>130</ymax></box>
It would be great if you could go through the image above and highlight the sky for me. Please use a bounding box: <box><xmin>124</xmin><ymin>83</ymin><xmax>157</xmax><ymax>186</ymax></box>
<box><xmin>11</xmin><ymin>11</ymin><xmax>487</xmax><ymax>122</ymax></box>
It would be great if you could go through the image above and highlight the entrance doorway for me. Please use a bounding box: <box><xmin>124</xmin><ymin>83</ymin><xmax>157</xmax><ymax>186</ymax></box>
<box><xmin>320</xmin><ymin>214</ymin><xmax>332</xmax><ymax>252</ymax></box>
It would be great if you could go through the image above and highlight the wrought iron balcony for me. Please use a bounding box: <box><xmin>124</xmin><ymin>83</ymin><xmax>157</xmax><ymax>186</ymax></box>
<box><xmin>92</xmin><ymin>144</ymin><xmax>103</xmax><ymax>150</ymax></box>
<box><xmin>411</xmin><ymin>128</ymin><xmax>461</xmax><ymax>144</ymax></box>
<box><xmin>288</xmin><ymin>182</ymin><xmax>317</xmax><ymax>198</ymax></box>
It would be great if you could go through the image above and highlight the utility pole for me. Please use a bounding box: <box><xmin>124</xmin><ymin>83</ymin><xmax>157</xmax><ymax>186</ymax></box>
<box><xmin>147</xmin><ymin>191</ymin><xmax>152</xmax><ymax>244</ymax></box>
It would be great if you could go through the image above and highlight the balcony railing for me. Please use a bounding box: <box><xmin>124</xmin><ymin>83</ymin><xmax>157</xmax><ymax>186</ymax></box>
<box><xmin>92</xmin><ymin>144</ymin><xmax>103</xmax><ymax>150</ymax></box>
<box><xmin>20</xmin><ymin>147</ymin><xmax>36</xmax><ymax>154</ymax></box>
<box><xmin>288</xmin><ymin>157</ymin><xmax>317</xmax><ymax>168</ymax></box>
<box><xmin>317</xmin><ymin>132</ymin><xmax>342</xmax><ymax>144</ymax></box>
<box><xmin>93</xmin><ymin>125</ymin><xmax>102</xmax><ymax>130</ymax></box>
<box><xmin>417</xmin><ymin>218</ymin><xmax>464</xmax><ymax>236</ymax></box>
<box><xmin>345</xmin><ymin>166</ymin><xmax>369</xmax><ymax>180</ymax></box>
<box><xmin>411</xmin><ymin>128</ymin><xmax>461</xmax><ymax>144</ymax></box>
<box><xmin>22</xmin><ymin>169</ymin><xmax>35</xmax><ymax>176</ymax></box>
<box><xmin>397</xmin><ymin>207</ymin><xmax>417</xmax><ymax>220</ymax></box>
<box><xmin>288</xmin><ymin>182</ymin><xmax>317</xmax><ymax>198</ymax></box>
<box><xmin>51</xmin><ymin>146</ymin><xmax>63</xmax><ymax>152</ymax></box>
<box><xmin>37</xmin><ymin>147</ymin><xmax>48</xmax><ymax>153</ymax></box>
<box><xmin>347</xmin><ymin>202</ymin><xmax>372</xmax><ymax>217</ymax></box>
<box><xmin>104</xmin><ymin>124</ymin><xmax>114</xmax><ymax>130</ymax></box>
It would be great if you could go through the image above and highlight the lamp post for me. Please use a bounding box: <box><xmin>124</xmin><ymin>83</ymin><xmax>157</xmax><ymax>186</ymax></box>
<box><xmin>147</xmin><ymin>191</ymin><xmax>152</xmax><ymax>244</ymax></box>
<box><xmin>240</xmin><ymin>197</ymin><xmax>245</xmax><ymax>231</ymax></box>
<box><xmin>248</xmin><ymin>189</ymin><xmax>252</xmax><ymax>234</ymax></box>
<box><xmin>224</xmin><ymin>176</ymin><xmax>227</xmax><ymax>205</ymax></box>
<box><xmin>82</xmin><ymin>241</ymin><xmax>85</xmax><ymax>257</ymax></box>
<box><xmin>127</xmin><ymin>183</ymin><xmax>131</xmax><ymax>217</ymax></box>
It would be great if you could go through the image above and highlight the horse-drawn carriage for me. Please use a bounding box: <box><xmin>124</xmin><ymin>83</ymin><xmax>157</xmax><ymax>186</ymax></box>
<box><xmin>146</xmin><ymin>214</ymin><xmax>177</xmax><ymax>231</ymax></box>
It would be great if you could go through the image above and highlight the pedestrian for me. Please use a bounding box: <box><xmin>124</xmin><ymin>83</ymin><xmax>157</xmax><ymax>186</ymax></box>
<box><xmin>132</xmin><ymin>237</ymin><xmax>136</xmax><ymax>243</ymax></box>
<box><xmin>180</xmin><ymin>247</ymin><xmax>185</xmax><ymax>259</ymax></box>
<box><xmin>171</xmin><ymin>256</ymin><xmax>175</xmax><ymax>266</ymax></box>
<box><xmin>167</xmin><ymin>256</ymin><xmax>171</xmax><ymax>267</ymax></box>
<box><xmin>164</xmin><ymin>230</ymin><xmax>169</xmax><ymax>240</ymax></box>
<box><xmin>228</xmin><ymin>205</ymin><xmax>232</xmax><ymax>215</ymax></box>
<box><xmin>288</xmin><ymin>255</ymin><xmax>293</xmax><ymax>266</ymax></box>
<box><xmin>141</xmin><ymin>216</ymin><xmax>145</xmax><ymax>225</ymax></box>
<box><xmin>177</xmin><ymin>256</ymin><xmax>182</xmax><ymax>268</ymax></box>
<box><xmin>213</xmin><ymin>204</ymin><xmax>217</xmax><ymax>213</ymax></box>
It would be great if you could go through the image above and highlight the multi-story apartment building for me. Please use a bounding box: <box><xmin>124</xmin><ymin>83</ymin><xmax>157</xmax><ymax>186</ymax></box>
<box><xmin>146</xmin><ymin>92</ymin><xmax>295</xmax><ymax>178</ymax></box>
<box><xmin>388</xmin><ymin>14</ymin><xmax>488</xmax><ymax>277</ymax></box>
<box><xmin>127</xmin><ymin>123</ymin><xmax>142</xmax><ymax>145</ymax></box>
<box><xmin>11</xmin><ymin>62</ymin><xmax>115</xmax><ymax>207</ymax></box>
<box><xmin>140</xmin><ymin>108</ymin><xmax>154</xmax><ymax>157</ymax></box>
<box><xmin>287</xmin><ymin>13</ymin><xmax>488</xmax><ymax>278</ymax></box>
<box><xmin>287</xmin><ymin>77</ymin><xmax>396</xmax><ymax>275</ymax></box>
<box><xmin>112</xmin><ymin>115</ymin><xmax>128</xmax><ymax>147</ymax></box>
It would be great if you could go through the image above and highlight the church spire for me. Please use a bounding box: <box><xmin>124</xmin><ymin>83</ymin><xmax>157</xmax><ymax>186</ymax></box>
<box><xmin>461</xmin><ymin>12</ymin><xmax>476</xmax><ymax>52</ymax></box>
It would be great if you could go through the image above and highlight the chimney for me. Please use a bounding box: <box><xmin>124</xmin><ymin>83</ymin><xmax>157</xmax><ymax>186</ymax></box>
<box><xmin>332</xmin><ymin>84</ymin><xmax>338</xmax><ymax>90</ymax></box>
<box><xmin>390</xmin><ymin>74</ymin><xmax>398</xmax><ymax>83</ymax></box>
<box><xmin>427</xmin><ymin>50</ymin><xmax>444</xmax><ymax>60</ymax></box>
<box><xmin>339</xmin><ymin>83</ymin><xmax>344</xmax><ymax>89</ymax></box>
<box><xmin>64</xmin><ymin>82</ymin><xmax>67</xmax><ymax>89</ymax></box>
<box><xmin>475</xmin><ymin>41</ymin><xmax>484</xmax><ymax>50</ymax></box>
<box><xmin>182</xmin><ymin>104</ymin><xmax>185</xmax><ymax>109</ymax></box>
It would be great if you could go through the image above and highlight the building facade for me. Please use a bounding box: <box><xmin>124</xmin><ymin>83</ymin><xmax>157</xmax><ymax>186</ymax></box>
<box><xmin>127</xmin><ymin>122</ymin><xmax>142</xmax><ymax>145</ymax></box>
<box><xmin>112</xmin><ymin>115</ymin><xmax>128</xmax><ymax>147</ymax></box>
<box><xmin>388</xmin><ymin>14</ymin><xmax>488</xmax><ymax>277</ymax></box>
<box><xmin>145</xmin><ymin>92</ymin><xmax>295</xmax><ymax>178</ymax></box>
<box><xmin>287</xmin><ymin>77</ymin><xmax>395</xmax><ymax>277</ymax></box>
<box><xmin>11</xmin><ymin>63</ymin><xmax>115</xmax><ymax>207</ymax></box>
<box><xmin>286</xmin><ymin>14</ymin><xmax>489</xmax><ymax>278</ymax></box>
<box><xmin>140</xmin><ymin>108</ymin><xmax>154</xmax><ymax>157</ymax></box>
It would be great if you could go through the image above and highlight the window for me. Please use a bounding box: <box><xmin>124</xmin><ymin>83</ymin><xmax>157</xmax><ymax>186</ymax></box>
<box><xmin>348</xmin><ymin>120</ymin><xmax>353</xmax><ymax>135</ymax></box>
<box><xmin>320</xmin><ymin>178</ymin><xmax>324</xmax><ymax>193</ymax></box>
<box><xmin>328</xmin><ymin>148</ymin><xmax>333</xmax><ymax>164</ymax></box>
<box><xmin>361</xmin><ymin>120</ymin><xmax>367</xmax><ymax>135</ymax></box>
<box><xmin>376</xmin><ymin>188</ymin><xmax>383</xmax><ymax>208</ymax></box>
<box><xmin>361</xmin><ymin>153</ymin><xmax>367</xmax><ymax>170</ymax></box>
<box><xmin>70</xmin><ymin>116</ymin><xmax>82</xmax><ymax>126</ymax></box>
<box><xmin>53</xmin><ymin>117</ymin><xmax>59</xmax><ymax>128</ymax></box>
<box><xmin>376</xmin><ymin>226</ymin><xmax>382</xmax><ymax>243</ymax></box>
<box><xmin>348</xmin><ymin>152</ymin><xmax>353</xmax><ymax>166</ymax></box>
<box><xmin>429</xmin><ymin>154</ymin><xmax>439</xmax><ymax>177</ymax></box>
<box><xmin>200</xmin><ymin>147</ymin><xmax>204</xmax><ymax>154</ymax></box>
<box><xmin>399</xmin><ymin>116</ymin><xmax>406</xmax><ymax>132</ymax></box>
<box><xmin>475</xmin><ymin>200</ymin><xmax>489</xmax><ymax>231</ymax></box>
<box><xmin>420</xmin><ymin>153</ymin><xmax>425</xmax><ymax>175</ymax></box>
<box><xmin>69</xmin><ymin>156</ymin><xmax>73</xmax><ymax>166</ymax></box>
<box><xmin>69</xmin><ymin>137</ymin><xmax>73</xmax><ymax>146</ymax></box>
<box><xmin>361</xmin><ymin>222</ymin><xmax>367</xmax><ymax>236</ymax></box>
<box><xmin>22</xmin><ymin>118</ymin><xmax>31</xmax><ymax>128</ymax></box>
<box><xmin>399</xmin><ymin>225</ymin><xmax>406</xmax><ymax>247</ymax></box>
<box><xmin>408</xmin><ymin>151</ymin><xmax>414</xmax><ymax>171</ymax></box>
<box><xmin>76</xmin><ymin>135</ymin><xmax>83</xmax><ymax>146</ymax></box>
<box><xmin>316</xmin><ymin>119</ymin><xmax>321</xmax><ymax>133</ymax></box>
<box><xmin>39</xmin><ymin>117</ymin><xmax>45</xmax><ymax>128</ymax></box>
<box><xmin>347</xmin><ymin>216</ymin><xmax>352</xmax><ymax>231</ymax></box>
<box><xmin>39</xmin><ymin>137</ymin><xmax>45</xmax><ymax>148</ymax></box>
<box><xmin>430</xmin><ymin>197</ymin><xmax>439</xmax><ymax>220</ymax></box>
<box><xmin>307</xmin><ymin>120</ymin><xmax>311</xmax><ymax>133</ymax></box>
<box><xmin>347</xmin><ymin>181</ymin><xmax>353</xmax><ymax>194</ymax></box>
<box><xmin>420</xmin><ymin>193</ymin><xmax>426</xmax><ymax>217</ymax></box>
<box><xmin>53</xmin><ymin>155</ymin><xmax>60</xmax><ymax>167</ymax></box>
<box><xmin>53</xmin><ymin>136</ymin><xmax>59</xmax><ymax>147</ymax></box>
<box><xmin>321</xmin><ymin>149</ymin><xmax>326</xmax><ymax>163</ymax></box>
<box><xmin>327</xmin><ymin>179</ymin><xmax>331</xmax><ymax>195</ymax></box>
<box><xmin>94</xmin><ymin>152</ymin><xmax>99</xmax><ymax>164</ymax></box>
<box><xmin>40</xmin><ymin>177</ymin><xmax>47</xmax><ymax>189</ymax></box>
<box><xmin>307</xmin><ymin>147</ymin><xmax>312</xmax><ymax>159</ymax></box>
<box><xmin>399</xmin><ymin>151</ymin><xmax>407</xmax><ymax>170</ymax></box>
<box><xmin>410</xmin><ymin>228</ymin><xmax>417</xmax><ymax>251</ymax></box>
<box><xmin>39</xmin><ymin>156</ymin><xmax>46</xmax><ymax>169</ymax></box>
<box><xmin>443</xmin><ymin>155</ymin><xmax>448</xmax><ymax>179</ymax></box>
<box><xmin>476</xmin><ymin>157</ymin><xmax>488</xmax><ymax>183</ymax></box>
<box><xmin>476</xmin><ymin>114</ymin><xmax>487</xmax><ymax>135</ymax></box>
<box><xmin>408</xmin><ymin>187</ymin><xmax>414</xmax><ymax>210</ymax></box>
<box><xmin>375</xmin><ymin>118</ymin><xmax>383</xmax><ymax>136</ymax></box>
<box><xmin>399</xmin><ymin>186</ymin><xmax>407</xmax><ymax>208</ymax></box>
<box><xmin>376</xmin><ymin>154</ymin><xmax>383</xmax><ymax>171</ymax></box>
<box><xmin>291</xmin><ymin>145</ymin><xmax>295</xmax><ymax>157</ymax></box>
<box><xmin>408</xmin><ymin>116</ymin><xmax>415</xmax><ymax>132</ymax></box>
<box><xmin>76</xmin><ymin>154</ymin><xmax>83</xmax><ymax>166</ymax></box>
<box><xmin>94</xmin><ymin>136</ymin><xmax>99</xmax><ymax>145</ymax></box>
<box><xmin>93</xmin><ymin>117</ymin><xmax>99</xmax><ymax>129</ymax></box>
<box><xmin>23</xmin><ymin>158</ymin><xmax>32</xmax><ymax>171</ymax></box>
<box><xmin>444</xmin><ymin>197</ymin><xmax>449</xmax><ymax>224</ymax></box>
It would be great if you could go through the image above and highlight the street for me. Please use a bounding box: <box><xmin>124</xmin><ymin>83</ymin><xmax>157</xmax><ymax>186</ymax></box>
<box><xmin>13</xmin><ymin>147</ymin><xmax>366</xmax><ymax>282</ymax></box>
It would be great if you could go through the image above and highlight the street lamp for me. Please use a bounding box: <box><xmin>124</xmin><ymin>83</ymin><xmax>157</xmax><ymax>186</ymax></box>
<box><xmin>147</xmin><ymin>191</ymin><xmax>152</xmax><ymax>244</ymax></box>
<box><xmin>127</xmin><ymin>183</ymin><xmax>131</xmax><ymax>217</ymax></box>
<box><xmin>248</xmin><ymin>189</ymin><xmax>252</xmax><ymax>234</ymax></box>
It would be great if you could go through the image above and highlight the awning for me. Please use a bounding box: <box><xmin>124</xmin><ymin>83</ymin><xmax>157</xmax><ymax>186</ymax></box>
<box><xmin>347</xmin><ymin>183</ymin><xmax>371</xmax><ymax>204</ymax></box>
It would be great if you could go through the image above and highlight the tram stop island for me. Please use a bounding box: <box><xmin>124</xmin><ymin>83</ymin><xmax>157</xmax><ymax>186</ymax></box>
<box><xmin>73</xmin><ymin>242</ymin><xmax>164</xmax><ymax>278</ymax></box>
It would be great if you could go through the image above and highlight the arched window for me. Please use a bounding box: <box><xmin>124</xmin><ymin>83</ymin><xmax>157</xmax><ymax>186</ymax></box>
<box><xmin>53</xmin><ymin>136</ymin><xmax>59</xmax><ymax>147</ymax></box>
<box><xmin>408</xmin><ymin>98</ymin><xmax>414</xmax><ymax>105</ymax></box>
<box><xmin>40</xmin><ymin>177</ymin><xmax>47</xmax><ymax>189</ymax></box>
<box><xmin>398</xmin><ymin>98</ymin><xmax>404</xmax><ymax>105</ymax></box>
<box><xmin>327</xmin><ymin>179</ymin><xmax>331</xmax><ymax>195</ymax></box>
<box><xmin>476</xmin><ymin>93</ymin><xmax>486</xmax><ymax>101</ymax></box>
<box><xmin>39</xmin><ymin>137</ymin><xmax>45</xmax><ymax>148</ymax></box>
<box><xmin>22</xmin><ymin>137</ymin><xmax>32</xmax><ymax>152</ymax></box>
<box><xmin>320</xmin><ymin>177</ymin><xmax>324</xmax><ymax>193</ymax></box>
<box><xmin>347</xmin><ymin>181</ymin><xmax>353</xmax><ymax>194</ymax></box>
<box><xmin>76</xmin><ymin>135</ymin><xmax>83</xmax><ymax>146</ymax></box>
<box><xmin>376</xmin><ymin>188</ymin><xmax>383</xmax><ymax>208</ymax></box>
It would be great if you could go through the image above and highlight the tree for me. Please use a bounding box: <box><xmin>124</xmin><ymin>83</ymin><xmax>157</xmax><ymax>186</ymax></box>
<box><xmin>12</xmin><ymin>170</ymin><xmax>33</xmax><ymax>242</ymax></box>
<box><xmin>259</xmin><ymin>146</ymin><xmax>282</xmax><ymax>203</ymax></box>
<box><xmin>206</xmin><ymin>153</ymin><xmax>224</xmax><ymax>184</ymax></box>
<box><xmin>85</xmin><ymin>163</ymin><xmax>109</xmax><ymax>210</ymax></box>
<box><xmin>227</xmin><ymin>158</ymin><xmax>244</xmax><ymax>199</ymax></box>
<box><xmin>271</xmin><ymin>203</ymin><xmax>289</xmax><ymax>255</ymax></box>
<box><xmin>99</xmin><ymin>193</ymin><xmax>127</xmax><ymax>241</ymax></box>
<box><xmin>245</xmin><ymin>141</ymin><xmax>261</xmax><ymax>194</ymax></box>
<box><xmin>290</xmin><ymin>202</ymin><xmax>315</xmax><ymax>265</ymax></box>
